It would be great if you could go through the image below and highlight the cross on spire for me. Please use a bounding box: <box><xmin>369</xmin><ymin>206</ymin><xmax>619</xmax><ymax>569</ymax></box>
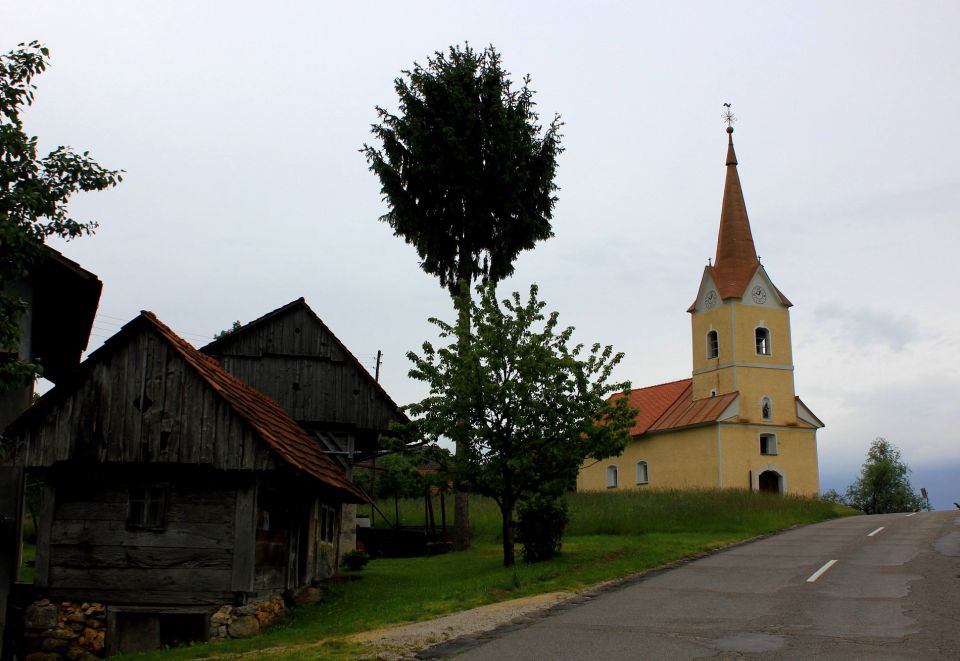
<box><xmin>722</xmin><ymin>103</ymin><xmax>737</xmax><ymax>129</ymax></box>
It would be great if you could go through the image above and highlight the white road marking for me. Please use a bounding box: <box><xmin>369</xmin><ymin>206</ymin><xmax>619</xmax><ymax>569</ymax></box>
<box><xmin>806</xmin><ymin>559</ymin><xmax>838</xmax><ymax>583</ymax></box>
<box><xmin>906</xmin><ymin>512</ymin><xmax>918</xmax><ymax>517</ymax></box>
<box><xmin>867</xmin><ymin>526</ymin><xmax>885</xmax><ymax>537</ymax></box>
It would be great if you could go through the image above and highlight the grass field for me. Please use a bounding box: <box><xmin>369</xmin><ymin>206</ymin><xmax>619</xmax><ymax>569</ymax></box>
<box><xmin>121</xmin><ymin>489</ymin><xmax>852</xmax><ymax>660</ymax></box>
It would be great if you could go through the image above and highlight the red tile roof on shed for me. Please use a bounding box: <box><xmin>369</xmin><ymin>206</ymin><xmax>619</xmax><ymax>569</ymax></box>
<box><xmin>612</xmin><ymin>378</ymin><xmax>739</xmax><ymax>437</ymax></box>
<box><xmin>140</xmin><ymin>312</ymin><xmax>367</xmax><ymax>501</ymax></box>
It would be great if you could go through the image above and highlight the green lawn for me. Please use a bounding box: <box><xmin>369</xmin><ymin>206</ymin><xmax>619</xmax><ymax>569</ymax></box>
<box><xmin>122</xmin><ymin>490</ymin><xmax>853</xmax><ymax>660</ymax></box>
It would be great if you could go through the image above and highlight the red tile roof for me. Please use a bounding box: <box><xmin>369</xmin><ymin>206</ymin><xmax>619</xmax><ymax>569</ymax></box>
<box><xmin>612</xmin><ymin>378</ymin><xmax>738</xmax><ymax>437</ymax></box>
<box><xmin>139</xmin><ymin>312</ymin><xmax>367</xmax><ymax>501</ymax></box>
<box><xmin>649</xmin><ymin>383</ymin><xmax>738</xmax><ymax>432</ymax></box>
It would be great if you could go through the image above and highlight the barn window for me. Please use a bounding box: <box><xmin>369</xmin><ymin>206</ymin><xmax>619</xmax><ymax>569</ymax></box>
<box><xmin>706</xmin><ymin>330</ymin><xmax>719</xmax><ymax>359</ymax></box>
<box><xmin>319</xmin><ymin>504</ymin><xmax>338</xmax><ymax>543</ymax></box>
<box><xmin>606</xmin><ymin>465</ymin><xmax>619</xmax><ymax>488</ymax></box>
<box><xmin>636</xmin><ymin>461</ymin><xmax>649</xmax><ymax>485</ymax></box>
<box><xmin>761</xmin><ymin>397</ymin><xmax>772</xmax><ymax>421</ymax></box>
<box><xmin>755</xmin><ymin>327</ymin><xmax>771</xmax><ymax>355</ymax></box>
<box><xmin>760</xmin><ymin>433</ymin><xmax>778</xmax><ymax>455</ymax></box>
<box><xmin>127</xmin><ymin>485</ymin><xmax>169</xmax><ymax>530</ymax></box>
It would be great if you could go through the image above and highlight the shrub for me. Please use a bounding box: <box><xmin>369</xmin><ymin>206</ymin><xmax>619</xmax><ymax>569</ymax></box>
<box><xmin>341</xmin><ymin>550</ymin><xmax>371</xmax><ymax>571</ymax></box>
<box><xmin>517</xmin><ymin>496</ymin><xmax>568</xmax><ymax>563</ymax></box>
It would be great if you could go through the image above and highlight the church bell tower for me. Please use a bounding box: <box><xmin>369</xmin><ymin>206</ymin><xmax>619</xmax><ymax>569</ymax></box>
<box><xmin>688</xmin><ymin>126</ymin><xmax>799</xmax><ymax>427</ymax></box>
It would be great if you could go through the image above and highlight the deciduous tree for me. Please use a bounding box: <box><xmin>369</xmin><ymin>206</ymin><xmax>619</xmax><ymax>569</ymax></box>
<box><xmin>363</xmin><ymin>44</ymin><xmax>562</xmax><ymax>548</ymax></box>
<box><xmin>0</xmin><ymin>41</ymin><xmax>122</xmax><ymax>390</ymax></box>
<box><xmin>405</xmin><ymin>284</ymin><xmax>635</xmax><ymax>566</ymax></box>
<box><xmin>843</xmin><ymin>438</ymin><xmax>928</xmax><ymax>514</ymax></box>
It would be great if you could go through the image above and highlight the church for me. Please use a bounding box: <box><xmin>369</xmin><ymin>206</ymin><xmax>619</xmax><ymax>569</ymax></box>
<box><xmin>578</xmin><ymin>126</ymin><xmax>823</xmax><ymax>496</ymax></box>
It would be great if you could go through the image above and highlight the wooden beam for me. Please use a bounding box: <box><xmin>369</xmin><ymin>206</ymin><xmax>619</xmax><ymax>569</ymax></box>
<box><xmin>34</xmin><ymin>483</ymin><xmax>55</xmax><ymax>588</ymax></box>
<box><xmin>231</xmin><ymin>481</ymin><xmax>256</xmax><ymax>592</ymax></box>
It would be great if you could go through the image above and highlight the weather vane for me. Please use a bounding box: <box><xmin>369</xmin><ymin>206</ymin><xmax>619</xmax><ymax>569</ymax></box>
<box><xmin>722</xmin><ymin>102</ymin><xmax>737</xmax><ymax>129</ymax></box>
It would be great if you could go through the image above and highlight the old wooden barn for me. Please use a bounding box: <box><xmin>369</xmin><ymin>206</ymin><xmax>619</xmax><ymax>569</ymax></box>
<box><xmin>200</xmin><ymin>298</ymin><xmax>408</xmax><ymax>551</ymax></box>
<box><xmin>2</xmin><ymin>311</ymin><xmax>367</xmax><ymax>655</ymax></box>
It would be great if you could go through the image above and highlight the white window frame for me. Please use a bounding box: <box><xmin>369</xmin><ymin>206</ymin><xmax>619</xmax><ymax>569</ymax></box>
<box><xmin>760</xmin><ymin>433</ymin><xmax>778</xmax><ymax>456</ymax></box>
<box><xmin>636</xmin><ymin>460</ymin><xmax>649</xmax><ymax>485</ymax></box>
<box><xmin>755</xmin><ymin>326</ymin><xmax>772</xmax><ymax>355</ymax></box>
<box><xmin>606</xmin><ymin>464</ymin><xmax>619</xmax><ymax>488</ymax></box>
<box><xmin>706</xmin><ymin>330</ymin><xmax>719</xmax><ymax>359</ymax></box>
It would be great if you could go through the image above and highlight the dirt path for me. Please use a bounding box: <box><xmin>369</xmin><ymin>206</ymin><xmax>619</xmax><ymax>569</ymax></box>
<box><xmin>346</xmin><ymin>590</ymin><xmax>577</xmax><ymax>659</ymax></box>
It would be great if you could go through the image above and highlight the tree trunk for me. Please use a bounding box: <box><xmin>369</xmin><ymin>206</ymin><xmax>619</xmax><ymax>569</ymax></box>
<box><xmin>454</xmin><ymin>490</ymin><xmax>470</xmax><ymax>550</ymax></box>
<box><xmin>500</xmin><ymin>500</ymin><xmax>515</xmax><ymax>567</ymax></box>
<box><xmin>452</xmin><ymin>255</ymin><xmax>473</xmax><ymax>551</ymax></box>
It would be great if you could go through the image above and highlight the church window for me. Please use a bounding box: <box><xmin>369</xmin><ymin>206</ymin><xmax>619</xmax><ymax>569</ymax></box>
<box><xmin>760</xmin><ymin>433</ymin><xmax>778</xmax><ymax>455</ymax></box>
<box><xmin>761</xmin><ymin>397</ymin><xmax>772</xmax><ymax>421</ymax></box>
<box><xmin>755</xmin><ymin>327</ymin><xmax>771</xmax><ymax>355</ymax></box>
<box><xmin>636</xmin><ymin>461</ymin><xmax>649</xmax><ymax>484</ymax></box>
<box><xmin>606</xmin><ymin>465</ymin><xmax>619</xmax><ymax>488</ymax></box>
<box><xmin>706</xmin><ymin>330</ymin><xmax>719</xmax><ymax>359</ymax></box>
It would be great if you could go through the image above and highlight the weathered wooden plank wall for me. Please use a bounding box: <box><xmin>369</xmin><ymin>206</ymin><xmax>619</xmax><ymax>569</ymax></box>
<box><xmin>210</xmin><ymin>306</ymin><xmax>402</xmax><ymax>431</ymax></box>
<box><xmin>42</xmin><ymin>471</ymin><xmax>237</xmax><ymax>605</ymax></box>
<box><xmin>11</xmin><ymin>330</ymin><xmax>275</xmax><ymax>472</ymax></box>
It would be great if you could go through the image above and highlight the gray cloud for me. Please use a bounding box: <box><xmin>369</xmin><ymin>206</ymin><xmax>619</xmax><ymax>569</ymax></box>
<box><xmin>814</xmin><ymin>304</ymin><xmax>921</xmax><ymax>352</ymax></box>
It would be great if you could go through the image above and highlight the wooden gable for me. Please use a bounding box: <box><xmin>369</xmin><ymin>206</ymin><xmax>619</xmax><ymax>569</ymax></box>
<box><xmin>4</xmin><ymin>313</ymin><xmax>365</xmax><ymax>502</ymax></box>
<box><xmin>201</xmin><ymin>299</ymin><xmax>407</xmax><ymax>434</ymax></box>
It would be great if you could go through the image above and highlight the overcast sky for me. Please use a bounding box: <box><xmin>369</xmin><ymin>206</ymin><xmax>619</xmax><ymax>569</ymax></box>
<box><xmin>6</xmin><ymin>1</ymin><xmax>958</xmax><ymax>507</ymax></box>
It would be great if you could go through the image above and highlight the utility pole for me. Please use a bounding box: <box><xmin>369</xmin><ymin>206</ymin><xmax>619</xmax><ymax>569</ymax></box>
<box><xmin>375</xmin><ymin>350</ymin><xmax>382</xmax><ymax>382</ymax></box>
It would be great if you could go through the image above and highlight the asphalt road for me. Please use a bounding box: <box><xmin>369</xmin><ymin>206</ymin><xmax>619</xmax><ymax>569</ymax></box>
<box><xmin>435</xmin><ymin>511</ymin><xmax>960</xmax><ymax>660</ymax></box>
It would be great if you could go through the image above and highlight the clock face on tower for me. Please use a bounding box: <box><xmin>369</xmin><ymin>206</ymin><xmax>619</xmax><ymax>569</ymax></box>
<box><xmin>704</xmin><ymin>290</ymin><xmax>718</xmax><ymax>309</ymax></box>
<box><xmin>751</xmin><ymin>286</ymin><xmax>767</xmax><ymax>304</ymax></box>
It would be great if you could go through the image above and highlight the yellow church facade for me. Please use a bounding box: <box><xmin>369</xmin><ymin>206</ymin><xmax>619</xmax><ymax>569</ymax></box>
<box><xmin>578</xmin><ymin>127</ymin><xmax>823</xmax><ymax>496</ymax></box>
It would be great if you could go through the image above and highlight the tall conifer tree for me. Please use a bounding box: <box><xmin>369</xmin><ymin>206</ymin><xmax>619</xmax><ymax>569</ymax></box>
<box><xmin>363</xmin><ymin>44</ymin><xmax>562</xmax><ymax>548</ymax></box>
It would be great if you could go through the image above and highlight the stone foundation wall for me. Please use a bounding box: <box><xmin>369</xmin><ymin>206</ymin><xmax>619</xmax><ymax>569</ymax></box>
<box><xmin>208</xmin><ymin>596</ymin><xmax>285</xmax><ymax>641</ymax></box>
<box><xmin>19</xmin><ymin>595</ymin><xmax>286</xmax><ymax>658</ymax></box>
<box><xmin>22</xmin><ymin>600</ymin><xmax>106</xmax><ymax>661</ymax></box>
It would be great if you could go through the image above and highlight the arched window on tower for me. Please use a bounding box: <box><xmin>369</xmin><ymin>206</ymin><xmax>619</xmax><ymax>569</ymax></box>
<box><xmin>755</xmin><ymin>327</ymin><xmax>771</xmax><ymax>355</ymax></box>
<box><xmin>761</xmin><ymin>397</ymin><xmax>772</xmax><ymax>421</ymax></box>
<box><xmin>707</xmin><ymin>330</ymin><xmax>719</xmax><ymax>359</ymax></box>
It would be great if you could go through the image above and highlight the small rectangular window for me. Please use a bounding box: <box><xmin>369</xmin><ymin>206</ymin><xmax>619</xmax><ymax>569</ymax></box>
<box><xmin>127</xmin><ymin>485</ymin><xmax>169</xmax><ymax>530</ymax></box>
<box><xmin>760</xmin><ymin>434</ymin><xmax>778</xmax><ymax>456</ymax></box>
<box><xmin>319</xmin><ymin>504</ymin><xmax>338</xmax><ymax>543</ymax></box>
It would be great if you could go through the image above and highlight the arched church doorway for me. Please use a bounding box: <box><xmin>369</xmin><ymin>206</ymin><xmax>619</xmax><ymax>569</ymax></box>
<box><xmin>758</xmin><ymin>470</ymin><xmax>782</xmax><ymax>494</ymax></box>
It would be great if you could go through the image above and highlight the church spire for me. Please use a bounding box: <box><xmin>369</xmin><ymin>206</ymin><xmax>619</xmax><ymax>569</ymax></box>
<box><xmin>710</xmin><ymin>126</ymin><xmax>760</xmax><ymax>299</ymax></box>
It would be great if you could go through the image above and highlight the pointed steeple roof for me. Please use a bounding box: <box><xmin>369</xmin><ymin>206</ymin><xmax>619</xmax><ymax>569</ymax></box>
<box><xmin>708</xmin><ymin>127</ymin><xmax>760</xmax><ymax>299</ymax></box>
